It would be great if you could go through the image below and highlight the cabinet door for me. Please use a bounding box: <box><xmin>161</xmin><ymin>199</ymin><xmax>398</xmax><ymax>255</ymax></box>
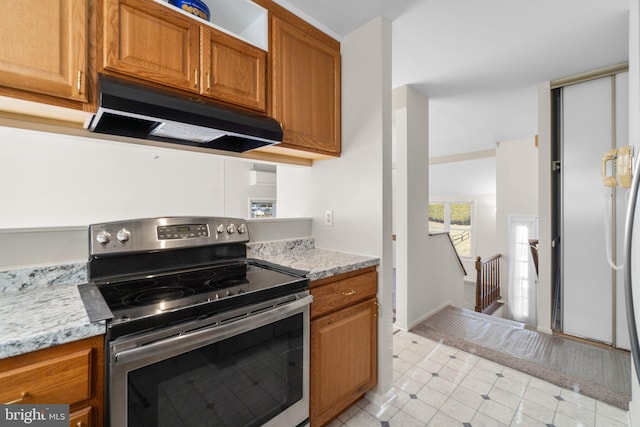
<box><xmin>0</xmin><ymin>336</ymin><xmax>104</xmax><ymax>426</ymax></box>
<box><xmin>201</xmin><ymin>27</ymin><xmax>266</xmax><ymax>112</ymax></box>
<box><xmin>310</xmin><ymin>298</ymin><xmax>377</xmax><ymax>426</ymax></box>
<box><xmin>270</xmin><ymin>15</ymin><xmax>341</xmax><ymax>156</ymax></box>
<box><xmin>0</xmin><ymin>0</ymin><xmax>87</xmax><ymax>102</ymax></box>
<box><xmin>102</xmin><ymin>0</ymin><xmax>200</xmax><ymax>92</ymax></box>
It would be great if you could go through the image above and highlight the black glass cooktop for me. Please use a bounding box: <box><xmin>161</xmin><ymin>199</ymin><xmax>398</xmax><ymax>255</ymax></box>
<box><xmin>96</xmin><ymin>261</ymin><xmax>308</xmax><ymax>334</ymax></box>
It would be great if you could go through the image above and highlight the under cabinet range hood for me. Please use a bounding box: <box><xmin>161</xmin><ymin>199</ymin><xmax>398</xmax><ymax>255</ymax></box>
<box><xmin>87</xmin><ymin>76</ymin><xmax>283</xmax><ymax>153</ymax></box>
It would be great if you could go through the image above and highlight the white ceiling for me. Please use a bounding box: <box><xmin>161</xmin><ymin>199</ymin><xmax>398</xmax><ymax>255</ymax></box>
<box><xmin>275</xmin><ymin>0</ymin><xmax>630</xmax><ymax>157</ymax></box>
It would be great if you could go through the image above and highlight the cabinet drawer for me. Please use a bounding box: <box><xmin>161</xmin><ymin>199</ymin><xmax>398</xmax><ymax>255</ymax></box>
<box><xmin>70</xmin><ymin>406</ymin><xmax>92</xmax><ymax>427</ymax></box>
<box><xmin>310</xmin><ymin>269</ymin><xmax>377</xmax><ymax>319</ymax></box>
<box><xmin>0</xmin><ymin>349</ymin><xmax>91</xmax><ymax>406</ymax></box>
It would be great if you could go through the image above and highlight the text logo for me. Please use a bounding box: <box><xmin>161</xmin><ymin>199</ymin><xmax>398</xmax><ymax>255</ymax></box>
<box><xmin>0</xmin><ymin>405</ymin><xmax>68</xmax><ymax>426</ymax></box>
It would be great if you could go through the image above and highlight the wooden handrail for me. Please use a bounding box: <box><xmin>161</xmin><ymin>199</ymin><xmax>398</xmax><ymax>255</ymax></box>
<box><xmin>529</xmin><ymin>239</ymin><xmax>539</xmax><ymax>277</ymax></box>
<box><xmin>475</xmin><ymin>254</ymin><xmax>502</xmax><ymax>314</ymax></box>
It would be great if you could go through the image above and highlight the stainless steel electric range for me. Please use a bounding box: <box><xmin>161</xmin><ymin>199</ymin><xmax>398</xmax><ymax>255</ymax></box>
<box><xmin>79</xmin><ymin>216</ymin><xmax>311</xmax><ymax>427</ymax></box>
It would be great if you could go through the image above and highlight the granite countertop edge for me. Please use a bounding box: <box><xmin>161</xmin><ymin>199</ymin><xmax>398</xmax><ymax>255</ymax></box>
<box><xmin>1</xmin><ymin>240</ymin><xmax>379</xmax><ymax>359</ymax></box>
<box><xmin>0</xmin><ymin>321</ymin><xmax>106</xmax><ymax>360</ymax></box>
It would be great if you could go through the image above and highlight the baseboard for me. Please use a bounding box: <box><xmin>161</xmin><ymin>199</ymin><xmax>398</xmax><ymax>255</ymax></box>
<box><xmin>536</xmin><ymin>326</ymin><xmax>553</xmax><ymax>335</ymax></box>
<box><xmin>406</xmin><ymin>300</ymin><xmax>452</xmax><ymax>331</ymax></box>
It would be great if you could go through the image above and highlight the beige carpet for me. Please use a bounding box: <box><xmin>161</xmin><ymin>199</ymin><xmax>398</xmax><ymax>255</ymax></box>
<box><xmin>410</xmin><ymin>306</ymin><xmax>631</xmax><ymax>410</ymax></box>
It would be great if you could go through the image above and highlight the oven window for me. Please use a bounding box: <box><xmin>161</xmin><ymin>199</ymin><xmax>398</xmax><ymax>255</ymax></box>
<box><xmin>126</xmin><ymin>313</ymin><xmax>303</xmax><ymax>427</ymax></box>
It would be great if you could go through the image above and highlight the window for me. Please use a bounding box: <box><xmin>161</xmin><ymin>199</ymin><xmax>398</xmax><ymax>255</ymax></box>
<box><xmin>429</xmin><ymin>202</ymin><xmax>473</xmax><ymax>258</ymax></box>
<box><xmin>249</xmin><ymin>199</ymin><xmax>276</xmax><ymax>218</ymax></box>
<box><xmin>508</xmin><ymin>216</ymin><xmax>538</xmax><ymax>326</ymax></box>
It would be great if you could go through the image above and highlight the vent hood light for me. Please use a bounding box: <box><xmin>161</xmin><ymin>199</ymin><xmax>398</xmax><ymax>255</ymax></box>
<box><xmin>88</xmin><ymin>76</ymin><xmax>283</xmax><ymax>153</ymax></box>
<box><xmin>149</xmin><ymin>122</ymin><xmax>226</xmax><ymax>143</ymax></box>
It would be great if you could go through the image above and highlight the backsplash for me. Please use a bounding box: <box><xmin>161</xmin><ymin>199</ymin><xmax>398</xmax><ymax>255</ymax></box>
<box><xmin>0</xmin><ymin>237</ymin><xmax>313</xmax><ymax>293</ymax></box>
<box><xmin>247</xmin><ymin>237</ymin><xmax>314</xmax><ymax>257</ymax></box>
<box><xmin>0</xmin><ymin>263</ymin><xmax>87</xmax><ymax>293</ymax></box>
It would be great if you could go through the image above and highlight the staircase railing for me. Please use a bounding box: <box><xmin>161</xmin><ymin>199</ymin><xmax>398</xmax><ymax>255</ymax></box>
<box><xmin>529</xmin><ymin>239</ymin><xmax>539</xmax><ymax>277</ymax></box>
<box><xmin>475</xmin><ymin>254</ymin><xmax>502</xmax><ymax>314</ymax></box>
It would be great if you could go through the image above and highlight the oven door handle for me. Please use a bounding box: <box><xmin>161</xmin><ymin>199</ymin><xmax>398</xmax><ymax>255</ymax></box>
<box><xmin>114</xmin><ymin>294</ymin><xmax>313</xmax><ymax>367</ymax></box>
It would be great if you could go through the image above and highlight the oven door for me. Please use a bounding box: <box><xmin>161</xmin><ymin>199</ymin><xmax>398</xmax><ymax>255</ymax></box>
<box><xmin>109</xmin><ymin>292</ymin><xmax>312</xmax><ymax>427</ymax></box>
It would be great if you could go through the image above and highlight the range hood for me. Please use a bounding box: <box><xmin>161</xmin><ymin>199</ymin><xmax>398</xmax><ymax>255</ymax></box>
<box><xmin>87</xmin><ymin>76</ymin><xmax>283</xmax><ymax>153</ymax></box>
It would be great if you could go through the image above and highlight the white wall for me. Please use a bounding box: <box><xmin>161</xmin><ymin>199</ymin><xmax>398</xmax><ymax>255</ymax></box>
<box><xmin>0</xmin><ymin>124</ymin><xmax>303</xmax><ymax>269</ymax></box>
<box><xmin>496</xmin><ymin>137</ymin><xmax>539</xmax><ymax>307</ymax></box>
<box><xmin>537</xmin><ymin>83</ymin><xmax>553</xmax><ymax>336</ymax></box>
<box><xmin>0</xmin><ymin>125</ymin><xmax>225</xmax><ymax>228</ymax></box>
<box><xmin>393</xmin><ymin>86</ymin><xmax>465</xmax><ymax>331</ymax></box>
<box><xmin>430</xmin><ymin>157</ymin><xmax>496</xmax><ymax>195</ymax></box>
<box><xmin>307</xmin><ymin>16</ymin><xmax>394</xmax><ymax>403</ymax></box>
<box><xmin>276</xmin><ymin>164</ymin><xmax>312</xmax><ymax>218</ymax></box>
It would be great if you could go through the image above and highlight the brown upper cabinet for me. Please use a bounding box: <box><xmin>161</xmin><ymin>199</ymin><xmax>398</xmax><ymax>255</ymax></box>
<box><xmin>268</xmin><ymin>12</ymin><xmax>341</xmax><ymax>156</ymax></box>
<box><xmin>201</xmin><ymin>26</ymin><xmax>266</xmax><ymax>112</ymax></box>
<box><xmin>100</xmin><ymin>0</ymin><xmax>200</xmax><ymax>93</ymax></box>
<box><xmin>0</xmin><ymin>0</ymin><xmax>341</xmax><ymax>160</ymax></box>
<box><xmin>0</xmin><ymin>0</ymin><xmax>88</xmax><ymax>106</ymax></box>
<box><xmin>100</xmin><ymin>0</ymin><xmax>267</xmax><ymax>112</ymax></box>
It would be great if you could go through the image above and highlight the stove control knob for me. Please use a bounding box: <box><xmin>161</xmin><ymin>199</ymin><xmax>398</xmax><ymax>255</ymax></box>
<box><xmin>226</xmin><ymin>224</ymin><xmax>236</xmax><ymax>234</ymax></box>
<box><xmin>216</xmin><ymin>224</ymin><xmax>225</xmax><ymax>235</ymax></box>
<box><xmin>116</xmin><ymin>228</ymin><xmax>131</xmax><ymax>243</ymax></box>
<box><xmin>96</xmin><ymin>230</ymin><xmax>111</xmax><ymax>245</ymax></box>
<box><xmin>237</xmin><ymin>223</ymin><xmax>247</xmax><ymax>234</ymax></box>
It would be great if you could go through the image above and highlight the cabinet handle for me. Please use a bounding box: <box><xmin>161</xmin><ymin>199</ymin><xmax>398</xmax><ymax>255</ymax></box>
<box><xmin>76</xmin><ymin>70</ymin><xmax>82</xmax><ymax>94</ymax></box>
<box><xmin>194</xmin><ymin>69</ymin><xmax>198</xmax><ymax>88</ymax></box>
<box><xmin>342</xmin><ymin>289</ymin><xmax>357</xmax><ymax>296</ymax></box>
<box><xmin>77</xmin><ymin>422</ymin><xmax>83</xmax><ymax>427</ymax></box>
<box><xmin>5</xmin><ymin>392</ymin><xmax>28</xmax><ymax>404</ymax></box>
<box><xmin>206</xmin><ymin>71</ymin><xmax>211</xmax><ymax>91</ymax></box>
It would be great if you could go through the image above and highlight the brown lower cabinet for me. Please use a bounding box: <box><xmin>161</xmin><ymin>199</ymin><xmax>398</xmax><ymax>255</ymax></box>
<box><xmin>0</xmin><ymin>335</ymin><xmax>104</xmax><ymax>427</ymax></box>
<box><xmin>310</xmin><ymin>267</ymin><xmax>378</xmax><ymax>427</ymax></box>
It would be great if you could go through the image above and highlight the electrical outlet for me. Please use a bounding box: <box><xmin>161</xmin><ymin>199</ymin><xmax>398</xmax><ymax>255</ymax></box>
<box><xmin>325</xmin><ymin>210</ymin><xmax>333</xmax><ymax>226</ymax></box>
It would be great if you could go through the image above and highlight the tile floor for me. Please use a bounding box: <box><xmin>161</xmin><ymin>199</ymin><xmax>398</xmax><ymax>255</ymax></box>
<box><xmin>326</xmin><ymin>330</ymin><xmax>630</xmax><ymax>427</ymax></box>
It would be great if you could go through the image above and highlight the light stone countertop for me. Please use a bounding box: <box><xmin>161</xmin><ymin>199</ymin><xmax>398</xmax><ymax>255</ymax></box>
<box><xmin>1</xmin><ymin>238</ymin><xmax>378</xmax><ymax>359</ymax></box>
<box><xmin>248</xmin><ymin>238</ymin><xmax>380</xmax><ymax>280</ymax></box>
<box><xmin>0</xmin><ymin>263</ymin><xmax>105</xmax><ymax>359</ymax></box>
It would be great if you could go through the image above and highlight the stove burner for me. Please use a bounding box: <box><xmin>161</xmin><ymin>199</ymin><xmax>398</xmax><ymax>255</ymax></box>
<box><xmin>207</xmin><ymin>277</ymin><xmax>249</xmax><ymax>288</ymax></box>
<box><xmin>123</xmin><ymin>287</ymin><xmax>196</xmax><ymax>307</ymax></box>
<box><xmin>113</xmin><ymin>279</ymin><xmax>159</xmax><ymax>293</ymax></box>
<box><xmin>178</xmin><ymin>271</ymin><xmax>217</xmax><ymax>282</ymax></box>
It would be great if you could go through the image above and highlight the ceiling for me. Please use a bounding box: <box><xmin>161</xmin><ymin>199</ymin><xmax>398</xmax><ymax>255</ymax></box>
<box><xmin>274</xmin><ymin>0</ymin><xmax>630</xmax><ymax>157</ymax></box>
